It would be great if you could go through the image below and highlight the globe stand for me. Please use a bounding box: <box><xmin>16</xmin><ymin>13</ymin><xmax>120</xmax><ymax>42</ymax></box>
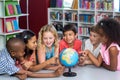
<box><xmin>63</xmin><ymin>67</ymin><xmax>77</xmax><ymax>77</ymax></box>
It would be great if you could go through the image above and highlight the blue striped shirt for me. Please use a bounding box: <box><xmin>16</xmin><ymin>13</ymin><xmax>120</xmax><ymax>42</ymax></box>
<box><xmin>0</xmin><ymin>49</ymin><xmax>19</xmax><ymax>75</ymax></box>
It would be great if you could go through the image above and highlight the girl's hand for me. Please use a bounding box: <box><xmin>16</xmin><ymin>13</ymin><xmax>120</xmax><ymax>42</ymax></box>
<box><xmin>22</xmin><ymin>61</ymin><xmax>33</xmax><ymax>70</ymax></box>
<box><xmin>79</xmin><ymin>50</ymin><xmax>87</xmax><ymax>57</ymax></box>
<box><xmin>84</xmin><ymin>49</ymin><xmax>91</xmax><ymax>56</ymax></box>
<box><xmin>79</xmin><ymin>56</ymin><xmax>86</xmax><ymax>66</ymax></box>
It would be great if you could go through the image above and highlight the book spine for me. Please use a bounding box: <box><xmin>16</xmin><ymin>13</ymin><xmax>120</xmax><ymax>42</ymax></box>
<box><xmin>16</xmin><ymin>5</ymin><xmax>22</xmax><ymax>14</ymax></box>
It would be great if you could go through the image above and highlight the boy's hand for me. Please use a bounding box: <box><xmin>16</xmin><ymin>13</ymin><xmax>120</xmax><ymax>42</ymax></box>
<box><xmin>15</xmin><ymin>73</ymin><xmax>27</xmax><ymax>80</ymax></box>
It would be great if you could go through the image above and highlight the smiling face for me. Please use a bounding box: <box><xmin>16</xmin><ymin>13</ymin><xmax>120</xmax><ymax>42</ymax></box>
<box><xmin>97</xmin><ymin>29</ymin><xmax>108</xmax><ymax>45</ymax></box>
<box><xmin>89</xmin><ymin>31</ymin><xmax>101</xmax><ymax>45</ymax></box>
<box><xmin>63</xmin><ymin>30</ymin><xmax>77</xmax><ymax>44</ymax></box>
<box><xmin>42</xmin><ymin>31</ymin><xmax>55</xmax><ymax>48</ymax></box>
<box><xmin>26</xmin><ymin>36</ymin><xmax>37</xmax><ymax>51</ymax></box>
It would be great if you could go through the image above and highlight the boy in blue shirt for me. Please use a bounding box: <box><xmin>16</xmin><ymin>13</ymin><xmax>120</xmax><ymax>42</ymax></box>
<box><xmin>0</xmin><ymin>38</ymin><xmax>27</xmax><ymax>79</ymax></box>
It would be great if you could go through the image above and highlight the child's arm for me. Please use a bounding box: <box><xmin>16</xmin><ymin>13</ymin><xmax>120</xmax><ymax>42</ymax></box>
<box><xmin>37</xmin><ymin>45</ymin><xmax>46</xmax><ymax>63</ymax></box>
<box><xmin>14</xmin><ymin>69</ymin><xmax>27</xmax><ymax>80</ymax></box>
<box><xmin>85</xmin><ymin>50</ymin><xmax>103</xmax><ymax>67</ymax></box>
<box><xmin>54</xmin><ymin>44</ymin><xmax>59</xmax><ymax>57</ymax></box>
<box><xmin>28</xmin><ymin>57</ymin><xmax>57</xmax><ymax>72</ymax></box>
<box><xmin>26</xmin><ymin>66</ymin><xmax>64</xmax><ymax>78</ymax></box>
<box><xmin>102</xmin><ymin>46</ymin><xmax>118</xmax><ymax>71</ymax></box>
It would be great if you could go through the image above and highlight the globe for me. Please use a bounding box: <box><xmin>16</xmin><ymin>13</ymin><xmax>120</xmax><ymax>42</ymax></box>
<box><xmin>59</xmin><ymin>48</ymin><xmax>79</xmax><ymax>67</ymax></box>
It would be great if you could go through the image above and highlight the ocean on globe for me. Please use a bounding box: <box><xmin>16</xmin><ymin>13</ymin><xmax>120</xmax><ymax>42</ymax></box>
<box><xmin>59</xmin><ymin>48</ymin><xmax>79</xmax><ymax>67</ymax></box>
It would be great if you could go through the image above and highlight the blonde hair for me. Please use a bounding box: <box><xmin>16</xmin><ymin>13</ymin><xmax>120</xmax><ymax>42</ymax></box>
<box><xmin>37</xmin><ymin>24</ymin><xmax>58</xmax><ymax>48</ymax></box>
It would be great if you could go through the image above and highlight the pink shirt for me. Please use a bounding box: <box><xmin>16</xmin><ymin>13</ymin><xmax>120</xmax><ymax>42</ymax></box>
<box><xmin>59</xmin><ymin>39</ymin><xmax>82</xmax><ymax>54</ymax></box>
<box><xmin>100</xmin><ymin>43</ymin><xmax>120</xmax><ymax>70</ymax></box>
<box><xmin>15</xmin><ymin>53</ymin><xmax>35</xmax><ymax>69</ymax></box>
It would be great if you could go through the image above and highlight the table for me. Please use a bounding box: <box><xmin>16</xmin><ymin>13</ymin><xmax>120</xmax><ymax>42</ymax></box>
<box><xmin>0</xmin><ymin>65</ymin><xmax>120</xmax><ymax>80</ymax></box>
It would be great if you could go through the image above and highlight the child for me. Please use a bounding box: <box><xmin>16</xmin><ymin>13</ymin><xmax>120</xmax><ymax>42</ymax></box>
<box><xmin>79</xmin><ymin>26</ymin><xmax>101</xmax><ymax>66</ymax></box>
<box><xmin>0</xmin><ymin>38</ymin><xmax>27</xmax><ymax>80</ymax></box>
<box><xmin>59</xmin><ymin>23</ymin><xmax>82</xmax><ymax>54</ymax></box>
<box><xmin>84</xmin><ymin>18</ymin><xmax>120</xmax><ymax>71</ymax></box>
<box><xmin>37</xmin><ymin>24</ymin><xmax>64</xmax><ymax>70</ymax></box>
<box><xmin>17</xmin><ymin>30</ymin><xmax>63</xmax><ymax>76</ymax></box>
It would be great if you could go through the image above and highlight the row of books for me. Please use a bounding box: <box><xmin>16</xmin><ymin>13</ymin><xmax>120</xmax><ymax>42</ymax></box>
<box><xmin>0</xmin><ymin>18</ymin><xmax>20</xmax><ymax>33</ymax></box>
<box><xmin>50</xmin><ymin>0</ymin><xmax>74</xmax><ymax>8</ymax></box>
<box><xmin>64</xmin><ymin>12</ymin><xmax>77</xmax><ymax>21</ymax></box>
<box><xmin>79</xmin><ymin>0</ymin><xmax>95</xmax><ymax>9</ymax></box>
<box><xmin>96</xmin><ymin>1</ymin><xmax>113</xmax><ymax>11</ymax></box>
<box><xmin>50</xmin><ymin>0</ymin><xmax>120</xmax><ymax>11</ymax></box>
<box><xmin>79</xmin><ymin>14</ymin><xmax>94</xmax><ymax>23</ymax></box>
<box><xmin>50</xmin><ymin>11</ymin><xmax>78</xmax><ymax>21</ymax></box>
<box><xmin>96</xmin><ymin>13</ymin><xmax>112</xmax><ymax>23</ymax></box>
<box><xmin>50</xmin><ymin>12</ymin><xmax>63</xmax><ymax>20</ymax></box>
<box><xmin>78</xmin><ymin>27</ymin><xmax>90</xmax><ymax>36</ymax></box>
<box><xmin>5</xmin><ymin>2</ymin><xmax>22</xmax><ymax>16</ymax></box>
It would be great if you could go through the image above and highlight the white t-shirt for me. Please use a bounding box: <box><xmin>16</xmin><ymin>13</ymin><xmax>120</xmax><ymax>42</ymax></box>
<box><xmin>84</xmin><ymin>39</ymin><xmax>101</xmax><ymax>57</ymax></box>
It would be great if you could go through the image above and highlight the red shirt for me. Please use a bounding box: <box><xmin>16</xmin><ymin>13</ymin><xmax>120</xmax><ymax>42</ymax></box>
<box><xmin>59</xmin><ymin>39</ymin><xmax>82</xmax><ymax>54</ymax></box>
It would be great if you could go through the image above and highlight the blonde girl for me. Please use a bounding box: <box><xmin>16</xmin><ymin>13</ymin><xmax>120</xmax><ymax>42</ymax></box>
<box><xmin>37</xmin><ymin>24</ymin><xmax>62</xmax><ymax>70</ymax></box>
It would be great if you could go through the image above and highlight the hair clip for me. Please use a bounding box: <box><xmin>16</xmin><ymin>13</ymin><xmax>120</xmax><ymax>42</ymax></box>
<box><xmin>100</xmin><ymin>22</ymin><xmax>103</xmax><ymax>26</ymax></box>
<box><xmin>24</xmin><ymin>35</ymin><xmax>28</xmax><ymax>39</ymax></box>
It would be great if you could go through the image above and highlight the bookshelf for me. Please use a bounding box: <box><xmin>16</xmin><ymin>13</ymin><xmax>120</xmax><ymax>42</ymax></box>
<box><xmin>48</xmin><ymin>0</ymin><xmax>120</xmax><ymax>40</ymax></box>
<box><xmin>0</xmin><ymin>0</ymin><xmax>29</xmax><ymax>50</ymax></box>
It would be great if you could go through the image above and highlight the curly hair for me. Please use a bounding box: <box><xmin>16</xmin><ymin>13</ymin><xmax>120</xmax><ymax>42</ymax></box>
<box><xmin>37</xmin><ymin>24</ymin><xmax>58</xmax><ymax>48</ymax></box>
<box><xmin>96</xmin><ymin>18</ymin><xmax>120</xmax><ymax>45</ymax></box>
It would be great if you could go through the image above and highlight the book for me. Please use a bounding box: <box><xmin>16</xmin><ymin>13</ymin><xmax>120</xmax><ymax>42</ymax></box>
<box><xmin>56</xmin><ymin>0</ymin><xmax>62</xmax><ymax>8</ymax></box>
<box><xmin>62</xmin><ymin>0</ymin><xmax>74</xmax><ymax>8</ymax></box>
<box><xmin>12</xmin><ymin>20</ymin><xmax>19</xmax><ymax>31</ymax></box>
<box><xmin>13</xmin><ymin>4</ymin><xmax>18</xmax><ymax>14</ymax></box>
<box><xmin>0</xmin><ymin>19</ymin><xmax>4</xmax><ymax>33</ymax></box>
<box><xmin>8</xmin><ymin>4</ymin><xmax>14</xmax><ymax>15</ymax></box>
<box><xmin>6</xmin><ymin>34</ymin><xmax>16</xmax><ymax>41</ymax></box>
<box><xmin>72</xmin><ymin>0</ymin><xmax>78</xmax><ymax>9</ymax></box>
<box><xmin>16</xmin><ymin>4</ymin><xmax>22</xmax><ymax>14</ymax></box>
<box><xmin>114</xmin><ymin>0</ymin><xmax>120</xmax><ymax>11</ymax></box>
<box><xmin>50</xmin><ymin>0</ymin><xmax>56</xmax><ymax>7</ymax></box>
<box><xmin>5</xmin><ymin>1</ymin><xmax>19</xmax><ymax>16</ymax></box>
<box><xmin>6</xmin><ymin>21</ymin><xmax>13</xmax><ymax>32</ymax></box>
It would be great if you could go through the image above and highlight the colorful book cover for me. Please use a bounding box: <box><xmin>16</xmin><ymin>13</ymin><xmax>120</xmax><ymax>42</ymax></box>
<box><xmin>16</xmin><ymin>5</ymin><xmax>22</xmax><ymax>14</ymax></box>
<box><xmin>6</xmin><ymin>34</ymin><xmax>16</xmax><ymax>41</ymax></box>
<box><xmin>12</xmin><ymin>20</ymin><xmax>19</xmax><ymax>31</ymax></box>
<box><xmin>13</xmin><ymin>5</ymin><xmax>18</xmax><ymax>14</ymax></box>
<box><xmin>62</xmin><ymin>0</ymin><xmax>74</xmax><ymax>8</ymax></box>
<box><xmin>6</xmin><ymin>21</ymin><xmax>13</xmax><ymax>32</ymax></box>
<box><xmin>72</xmin><ymin>0</ymin><xmax>78</xmax><ymax>9</ymax></box>
<box><xmin>56</xmin><ymin>0</ymin><xmax>62</xmax><ymax>8</ymax></box>
<box><xmin>8</xmin><ymin>4</ymin><xmax>14</xmax><ymax>15</ymax></box>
